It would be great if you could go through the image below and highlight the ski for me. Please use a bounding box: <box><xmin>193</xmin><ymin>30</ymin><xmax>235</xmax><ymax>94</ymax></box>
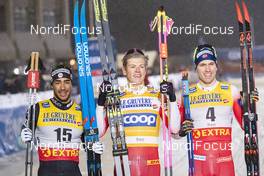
<box><xmin>73</xmin><ymin>0</ymin><xmax>102</xmax><ymax>175</ymax></box>
<box><xmin>25</xmin><ymin>52</ymin><xmax>40</xmax><ymax>176</ymax></box>
<box><xmin>150</xmin><ymin>6</ymin><xmax>174</xmax><ymax>176</ymax></box>
<box><xmin>235</xmin><ymin>1</ymin><xmax>259</xmax><ymax>176</ymax></box>
<box><xmin>182</xmin><ymin>72</ymin><xmax>195</xmax><ymax>176</ymax></box>
<box><xmin>93</xmin><ymin>0</ymin><xmax>131</xmax><ymax>175</ymax></box>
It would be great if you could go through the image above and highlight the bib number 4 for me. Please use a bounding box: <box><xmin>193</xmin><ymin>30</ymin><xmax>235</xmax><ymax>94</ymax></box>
<box><xmin>206</xmin><ymin>107</ymin><xmax>216</xmax><ymax>122</ymax></box>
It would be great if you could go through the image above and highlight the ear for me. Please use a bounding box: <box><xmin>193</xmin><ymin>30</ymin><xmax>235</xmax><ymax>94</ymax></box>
<box><xmin>122</xmin><ymin>67</ymin><xmax>127</xmax><ymax>76</ymax></box>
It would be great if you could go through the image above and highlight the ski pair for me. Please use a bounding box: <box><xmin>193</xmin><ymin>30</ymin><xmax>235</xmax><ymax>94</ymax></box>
<box><xmin>181</xmin><ymin>72</ymin><xmax>195</xmax><ymax>176</ymax></box>
<box><xmin>25</xmin><ymin>52</ymin><xmax>40</xmax><ymax>176</ymax></box>
<box><xmin>235</xmin><ymin>1</ymin><xmax>259</xmax><ymax>176</ymax></box>
<box><xmin>150</xmin><ymin>6</ymin><xmax>174</xmax><ymax>176</ymax></box>
<box><xmin>92</xmin><ymin>0</ymin><xmax>131</xmax><ymax>175</ymax></box>
<box><xmin>73</xmin><ymin>0</ymin><xmax>101</xmax><ymax>175</ymax></box>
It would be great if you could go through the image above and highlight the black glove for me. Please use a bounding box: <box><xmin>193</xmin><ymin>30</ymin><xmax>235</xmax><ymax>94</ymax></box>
<box><xmin>179</xmin><ymin>119</ymin><xmax>194</xmax><ymax>137</ymax></box>
<box><xmin>250</xmin><ymin>88</ymin><xmax>259</xmax><ymax>102</ymax></box>
<box><xmin>160</xmin><ymin>81</ymin><xmax>176</xmax><ymax>102</ymax></box>
<box><xmin>98</xmin><ymin>81</ymin><xmax>112</xmax><ymax>106</ymax></box>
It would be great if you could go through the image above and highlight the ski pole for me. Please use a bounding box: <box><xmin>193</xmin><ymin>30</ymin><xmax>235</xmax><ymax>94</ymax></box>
<box><xmin>150</xmin><ymin>6</ymin><xmax>174</xmax><ymax>176</ymax></box>
<box><xmin>25</xmin><ymin>52</ymin><xmax>40</xmax><ymax>176</ymax></box>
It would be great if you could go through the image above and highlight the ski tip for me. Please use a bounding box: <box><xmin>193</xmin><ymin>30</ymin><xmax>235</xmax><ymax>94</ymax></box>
<box><xmin>235</xmin><ymin>1</ymin><xmax>243</xmax><ymax>23</ymax></box>
<box><xmin>242</xmin><ymin>1</ymin><xmax>250</xmax><ymax>23</ymax></box>
<box><xmin>159</xmin><ymin>6</ymin><xmax>164</xmax><ymax>11</ymax></box>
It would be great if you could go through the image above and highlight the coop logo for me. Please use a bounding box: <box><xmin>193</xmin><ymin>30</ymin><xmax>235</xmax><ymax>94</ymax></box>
<box><xmin>123</xmin><ymin>113</ymin><xmax>157</xmax><ymax>127</ymax></box>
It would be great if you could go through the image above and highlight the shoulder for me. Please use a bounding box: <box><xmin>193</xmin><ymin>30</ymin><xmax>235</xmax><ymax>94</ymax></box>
<box><xmin>219</xmin><ymin>81</ymin><xmax>232</xmax><ymax>90</ymax></box>
<box><xmin>219</xmin><ymin>81</ymin><xmax>240</xmax><ymax>99</ymax></box>
<box><xmin>72</xmin><ymin>101</ymin><xmax>82</xmax><ymax>111</ymax></box>
<box><xmin>189</xmin><ymin>83</ymin><xmax>198</xmax><ymax>93</ymax></box>
<box><xmin>38</xmin><ymin>99</ymin><xmax>51</xmax><ymax>109</ymax></box>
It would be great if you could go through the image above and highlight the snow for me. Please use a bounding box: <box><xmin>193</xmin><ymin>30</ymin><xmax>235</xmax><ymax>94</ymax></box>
<box><xmin>0</xmin><ymin>76</ymin><xmax>263</xmax><ymax>176</ymax></box>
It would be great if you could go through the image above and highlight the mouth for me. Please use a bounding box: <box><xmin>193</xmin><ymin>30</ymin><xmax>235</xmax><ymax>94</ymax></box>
<box><xmin>204</xmin><ymin>73</ymin><xmax>212</xmax><ymax>78</ymax></box>
<box><xmin>58</xmin><ymin>91</ymin><xmax>68</xmax><ymax>98</ymax></box>
<box><xmin>133</xmin><ymin>74</ymin><xmax>142</xmax><ymax>78</ymax></box>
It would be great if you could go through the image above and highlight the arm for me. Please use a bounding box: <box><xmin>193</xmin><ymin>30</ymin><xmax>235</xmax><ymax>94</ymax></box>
<box><xmin>96</xmin><ymin>105</ymin><xmax>109</xmax><ymax>137</ymax></box>
<box><xmin>231</xmin><ymin>85</ymin><xmax>243</xmax><ymax>129</ymax></box>
<box><xmin>169</xmin><ymin>101</ymin><xmax>181</xmax><ymax>134</ymax></box>
<box><xmin>20</xmin><ymin>103</ymin><xmax>39</xmax><ymax>143</ymax></box>
<box><xmin>21</xmin><ymin>103</ymin><xmax>39</xmax><ymax>130</ymax></box>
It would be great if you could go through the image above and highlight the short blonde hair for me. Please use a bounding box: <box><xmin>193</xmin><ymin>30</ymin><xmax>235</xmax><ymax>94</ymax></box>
<box><xmin>122</xmin><ymin>48</ymin><xmax>148</xmax><ymax>68</ymax></box>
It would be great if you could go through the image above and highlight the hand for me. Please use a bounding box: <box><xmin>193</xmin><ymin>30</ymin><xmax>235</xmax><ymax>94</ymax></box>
<box><xmin>160</xmin><ymin>81</ymin><xmax>176</xmax><ymax>102</ymax></box>
<box><xmin>98</xmin><ymin>81</ymin><xmax>112</xmax><ymax>106</ymax></box>
<box><xmin>92</xmin><ymin>142</ymin><xmax>104</xmax><ymax>155</ymax></box>
<box><xmin>179</xmin><ymin>119</ymin><xmax>194</xmax><ymax>137</ymax></box>
<box><xmin>21</xmin><ymin>128</ymin><xmax>32</xmax><ymax>143</ymax></box>
<box><xmin>250</xmin><ymin>88</ymin><xmax>259</xmax><ymax>102</ymax></box>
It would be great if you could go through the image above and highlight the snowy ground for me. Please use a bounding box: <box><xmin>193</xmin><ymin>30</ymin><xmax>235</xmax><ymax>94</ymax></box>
<box><xmin>0</xmin><ymin>76</ymin><xmax>263</xmax><ymax>176</ymax></box>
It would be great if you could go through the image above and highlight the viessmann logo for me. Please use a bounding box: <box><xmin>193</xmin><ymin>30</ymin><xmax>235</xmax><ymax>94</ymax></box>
<box><xmin>123</xmin><ymin>113</ymin><xmax>157</xmax><ymax>127</ymax></box>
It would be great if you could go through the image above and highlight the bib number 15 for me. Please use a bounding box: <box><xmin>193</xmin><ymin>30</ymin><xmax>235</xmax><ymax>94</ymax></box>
<box><xmin>54</xmin><ymin>128</ymin><xmax>72</xmax><ymax>142</ymax></box>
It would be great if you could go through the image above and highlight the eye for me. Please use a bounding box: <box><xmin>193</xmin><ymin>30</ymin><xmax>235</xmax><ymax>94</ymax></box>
<box><xmin>65</xmin><ymin>80</ymin><xmax>71</xmax><ymax>84</ymax></box>
<box><xmin>54</xmin><ymin>81</ymin><xmax>60</xmax><ymax>85</ymax></box>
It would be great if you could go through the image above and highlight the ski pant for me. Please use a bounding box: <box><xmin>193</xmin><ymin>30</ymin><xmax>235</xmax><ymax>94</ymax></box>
<box><xmin>114</xmin><ymin>146</ymin><xmax>160</xmax><ymax>176</ymax></box>
<box><xmin>193</xmin><ymin>140</ymin><xmax>235</xmax><ymax>176</ymax></box>
<box><xmin>38</xmin><ymin>160</ymin><xmax>82</xmax><ymax>176</ymax></box>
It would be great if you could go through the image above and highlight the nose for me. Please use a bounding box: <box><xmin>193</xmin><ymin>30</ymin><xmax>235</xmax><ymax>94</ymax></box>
<box><xmin>205</xmin><ymin>65</ymin><xmax>211</xmax><ymax>71</ymax></box>
<box><xmin>60</xmin><ymin>82</ymin><xmax>66</xmax><ymax>90</ymax></box>
<box><xmin>135</xmin><ymin>66</ymin><xmax>141</xmax><ymax>72</ymax></box>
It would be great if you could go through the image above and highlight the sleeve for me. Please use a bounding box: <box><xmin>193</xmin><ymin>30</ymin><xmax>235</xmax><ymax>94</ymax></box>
<box><xmin>21</xmin><ymin>103</ymin><xmax>40</xmax><ymax>131</ymax></box>
<box><xmin>231</xmin><ymin>85</ymin><xmax>243</xmax><ymax>129</ymax></box>
<box><xmin>169</xmin><ymin>101</ymin><xmax>181</xmax><ymax>134</ymax></box>
<box><xmin>158</xmin><ymin>98</ymin><xmax>181</xmax><ymax>134</ymax></box>
<box><xmin>177</xmin><ymin>97</ymin><xmax>185</xmax><ymax>123</ymax></box>
<box><xmin>96</xmin><ymin>105</ymin><xmax>109</xmax><ymax>137</ymax></box>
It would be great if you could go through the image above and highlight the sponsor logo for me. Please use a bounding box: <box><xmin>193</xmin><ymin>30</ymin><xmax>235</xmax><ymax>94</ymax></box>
<box><xmin>123</xmin><ymin>113</ymin><xmax>157</xmax><ymax>127</ymax></box>
<box><xmin>43</xmin><ymin>112</ymin><xmax>77</xmax><ymax>124</ymax></box>
<box><xmin>152</xmin><ymin>103</ymin><xmax>158</xmax><ymax>109</ymax></box>
<box><xmin>216</xmin><ymin>156</ymin><xmax>232</xmax><ymax>163</ymax></box>
<box><xmin>192</xmin><ymin>128</ymin><xmax>231</xmax><ymax>139</ymax></box>
<box><xmin>147</xmin><ymin>159</ymin><xmax>160</xmax><ymax>165</ymax></box>
<box><xmin>194</xmin><ymin>154</ymin><xmax>206</xmax><ymax>161</ymax></box>
<box><xmin>221</xmin><ymin>85</ymin><xmax>229</xmax><ymax>90</ymax></box>
<box><xmin>190</xmin><ymin>93</ymin><xmax>222</xmax><ymax>104</ymax></box>
<box><xmin>121</xmin><ymin>98</ymin><xmax>152</xmax><ymax>108</ymax></box>
<box><xmin>75</xmin><ymin>106</ymin><xmax>81</xmax><ymax>111</ymax></box>
<box><xmin>189</xmin><ymin>87</ymin><xmax>197</xmax><ymax>93</ymax></box>
<box><xmin>58</xmin><ymin>73</ymin><xmax>63</xmax><ymax>78</ymax></box>
<box><xmin>202</xmin><ymin>54</ymin><xmax>208</xmax><ymax>58</ymax></box>
<box><xmin>42</xmin><ymin>102</ymin><xmax>50</xmax><ymax>108</ymax></box>
<box><xmin>223</xmin><ymin>99</ymin><xmax>229</xmax><ymax>103</ymax></box>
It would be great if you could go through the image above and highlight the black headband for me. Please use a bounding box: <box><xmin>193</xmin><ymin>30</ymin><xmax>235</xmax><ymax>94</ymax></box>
<box><xmin>51</xmin><ymin>68</ymin><xmax>72</xmax><ymax>82</ymax></box>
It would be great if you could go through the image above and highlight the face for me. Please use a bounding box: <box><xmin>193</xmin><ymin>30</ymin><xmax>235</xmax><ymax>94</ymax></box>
<box><xmin>52</xmin><ymin>78</ymin><xmax>72</xmax><ymax>102</ymax></box>
<box><xmin>122</xmin><ymin>57</ymin><xmax>147</xmax><ymax>86</ymax></box>
<box><xmin>196</xmin><ymin>60</ymin><xmax>217</xmax><ymax>86</ymax></box>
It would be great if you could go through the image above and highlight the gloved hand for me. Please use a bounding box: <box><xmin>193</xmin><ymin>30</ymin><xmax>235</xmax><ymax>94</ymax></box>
<box><xmin>21</xmin><ymin>128</ymin><xmax>32</xmax><ymax>143</ymax></box>
<box><xmin>88</xmin><ymin>142</ymin><xmax>104</xmax><ymax>155</ymax></box>
<box><xmin>160</xmin><ymin>81</ymin><xmax>176</xmax><ymax>102</ymax></box>
<box><xmin>250</xmin><ymin>88</ymin><xmax>259</xmax><ymax>102</ymax></box>
<box><xmin>179</xmin><ymin>119</ymin><xmax>194</xmax><ymax>137</ymax></box>
<box><xmin>98</xmin><ymin>81</ymin><xmax>112</xmax><ymax>106</ymax></box>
